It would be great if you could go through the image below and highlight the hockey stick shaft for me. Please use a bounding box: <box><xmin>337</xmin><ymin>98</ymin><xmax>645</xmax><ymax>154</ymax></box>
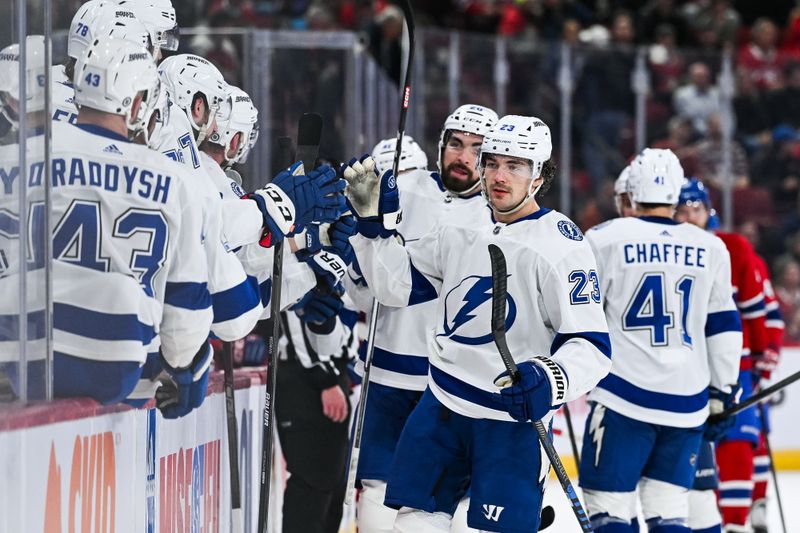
<box><xmin>758</xmin><ymin>403</ymin><xmax>787</xmax><ymax>533</ymax></box>
<box><xmin>343</xmin><ymin>0</ymin><xmax>416</xmax><ymax>506</ymax></box>
<box><xmin>710</xmin><ymin>368</ymin><xmax>800</xmax><ymax>422</ymax></box>
<box><xmin>563</xmin><ymin>403</ymin><xmax>581</xmax><ymax>464</ymax></box>
<box><xmin>488</xmin><ymin>244</ymin><xmax>593</xmax><ymax>532</ymax></box>
<box><xmin>257</xmin><ymin>136</ymin><xmax>293</xmax><ymax>533</ymax></box>
<box><xmin>222</xmin><ymin>341</ymin><xmax>243</xmax><ymax>533</ymax></box>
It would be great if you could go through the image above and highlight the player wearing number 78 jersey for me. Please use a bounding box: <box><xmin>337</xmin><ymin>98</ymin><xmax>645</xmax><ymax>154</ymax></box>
<box><xmin>580</xmin><ymin>148</ymin><xmax>743</xmax><ymax>533</ymax></box>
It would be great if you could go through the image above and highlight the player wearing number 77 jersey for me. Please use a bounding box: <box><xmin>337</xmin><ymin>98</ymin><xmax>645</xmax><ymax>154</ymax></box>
<box><xmin>580</xmin><ymin>148</ymin><xmax>743</xmax><ymax>533</ymax></box>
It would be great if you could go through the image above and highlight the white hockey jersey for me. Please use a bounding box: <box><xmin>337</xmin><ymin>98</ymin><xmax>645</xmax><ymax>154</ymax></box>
<box><xmin>155</xmin><ymin>113</ymin><xmax>262</xmax><ymax>341</ymax></box>
<box><xmin>46</xmin><ymin>122</ymin><xmax>212</xmax><ymax>368</ymax></box>
<box><xmin>352</xmin><ymin>205</ymin><xmax>612</xmax><ymax>422</ymax></box>
<box><xmin>586</xmin><ymin>216</ymin><xmax>742</xmax><ymax>428</ymax></box>
<box><xmin>346</xmin><ymin>170</ymin><xmax>484</xmax><ymax>390</ymax></box>
<box><xmin>196</xmin><ymin>152</ymin><xmax>316</xmax><ymax>318</ymax></box>
<box><xmin>51</xmin><ymin>66</ymin><xmax>78</xmax><ymax>125</ymax></box>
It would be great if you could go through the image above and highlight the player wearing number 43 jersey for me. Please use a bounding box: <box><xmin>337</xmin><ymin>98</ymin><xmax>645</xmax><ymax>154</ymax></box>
<box><xmin>346</xmin><ymin>115</ymin><xmax>611</xmax><ymax>532</ymax></box>
<box><xmin>580</xmin><ymin>148</ymin><xmax>743</xmax><ymax>533</ymax></box>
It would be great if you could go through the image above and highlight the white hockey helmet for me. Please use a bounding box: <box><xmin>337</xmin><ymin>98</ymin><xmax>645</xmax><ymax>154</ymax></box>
<box><xmin>628</xmin><ymin>148</ymin><xmax>684</xmax><ymax>206</ymax></box>
<box><xmin>371</xmin><ymin>134</ymin><xmax>428</xmax><ymax>174</ymax></box>
<box><xmin>158</xmin><ymin>54</ymin><xmax>228</xmax><ymax>143</ymax></box>
<box><xmin>0</xmin><ymin>35</ymin><xmax>47</xmax><ymax>129</ymax></box>
<box><xmin>437</xmin><ymin>104</ymin><xmax>499</xmax><ymax>196</ymax></box>
<box><xmin>68</xmin><ymin>2</ymin><xmax>152</xmax><ymax>63</ymax></box>
<box><xmin>116</xmin><ymin>0</ymin><xmax>179</xmax><ymax>56</ymax></box>
<box><xmin>142</xmin><ymin>76</ymin><xmax>171</xmax><ymax>148</ymax></box>
<box><xmin>207</xmin><ymin>85</ymin><xmax>258</xmax><ymax>166</ymax></box>
<box><xmin>478</xmin><ymin>114</ymin><xmax>553</xmax><ymax>215</ymax></box>
<box><xmin>68</xmin><ymin>0</ymin><xmax>112</xmax><ymax>61</ymax></box>
<box><xmin>74</xmin><ymin>35</ymin><xmax>159</xmax><ymax>136</ymax></box>
<box><xmin>614</xmin><ymin>164</ymin><xmax>633</xmax><ymax>216</ymax></box>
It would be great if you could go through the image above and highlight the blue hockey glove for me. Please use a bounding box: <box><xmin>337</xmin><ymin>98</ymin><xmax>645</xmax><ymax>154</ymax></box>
<box><xmin>156</xmin><ymin>342</ymin><xmax>214</xmax><ymax>419</ymax></box>
<box><xmin>328</xmin><ymin>214</ymin><xmax>357</xmax><ymax>265</ymax></box>
<box><xmin>292</xmin><ymin>290</ymin><xmax>343</xmax><ymax>326</ymax></box>
<box><xmin>704</xmin><ymin>385</ymin><xmax>741</xmax><ymax>441</ymax></box>
<box><xmin>341</xmin><ymin>155</ymin><xmax>401</xmax><ymax>238</ymax></box>
<box><xmin>248</xmin><ymin>162</ymin><xmax>346</xmax><ymax>246</ymax></box>
<box><xmin>492</xmin><ymin>357</ymin><xmax>568</xmax><ymax>423</ymax></box>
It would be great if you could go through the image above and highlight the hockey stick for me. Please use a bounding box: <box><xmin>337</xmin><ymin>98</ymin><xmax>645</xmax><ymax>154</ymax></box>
<box><xmin>222</xmin><ymin>340</ymin><xmax>243</xmax><ymax>533</ymax></box>
<box><xmin>488</xmin><ymin>244</ymin><xmax>593</xmax><ymax>533</ymax></box>
<box><xmin>258</xmin><ymin>114</ymin><xmax>324</xmax><ymax>533</ymax></box>
<box><xmin>563</xmin><ymin>403</ymin><xmax>581</xmax><ymax>464</ymax></box>
<box><xmin>758</xmin><ymin>403</ymin><xmax>787</xmax><ymax>533</ymax></box>
<box><xmin>343</xmin><ymin>0</ymin><xmax>416</xmax><ymax>506</ymax></box>
<box><xmin>708</xmin><ymin>368</ymin><xmax>800</xmax><ymax>422</ymax></box>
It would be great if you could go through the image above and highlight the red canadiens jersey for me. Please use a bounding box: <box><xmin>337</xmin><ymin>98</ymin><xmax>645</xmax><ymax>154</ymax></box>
<box><xmin>715</xmin><ymin>232</ymin><xmax>767</xmax><ymax>368</ymax></box>
<box><xmin>754</xmin><ymin>253</ymin><xmax>784</xmax><ymax>352</ymax></box>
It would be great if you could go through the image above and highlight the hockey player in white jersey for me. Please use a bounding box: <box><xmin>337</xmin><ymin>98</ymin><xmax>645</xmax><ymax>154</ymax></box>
<box><xmin>345</xmin><ymin>104</ymin><xmax>498</xmax><ymax>532</ymax></box>
<box><xmin>614</xmin><ymin>163</ymin><xmax>635</xmax><ymax>218</ymax></box>
<box><xmin>344</xmin><ymin>114</ymin><xmax>611</xmax><ymax>532</ymax></box>
<box><xmin>47</xmin><ymin>35</ymin><xmax>214</xmax><ymax>411</ymax></box>
<box><xmin>53</xmin><ymin>0</ymin><xmax>177</xmax><ymax>125</ymax></box>
<box><xmin>581</xmin><ymin>148</ymin><xmax>743</xmax><ymax>532</ymax></box>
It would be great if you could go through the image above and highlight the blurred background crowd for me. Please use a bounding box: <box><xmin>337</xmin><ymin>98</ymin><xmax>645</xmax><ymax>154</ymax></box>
<box><xmin>29</xmin><ymin>0</ymin><xmax>800</xmax><ymax>344</ymax></box>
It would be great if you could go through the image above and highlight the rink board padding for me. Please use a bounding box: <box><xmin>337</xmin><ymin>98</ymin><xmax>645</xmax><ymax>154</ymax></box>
<box><xmin>2</xmin><ymin>348</ymin><xmax>800</xmax><ymax>532</ymax></box>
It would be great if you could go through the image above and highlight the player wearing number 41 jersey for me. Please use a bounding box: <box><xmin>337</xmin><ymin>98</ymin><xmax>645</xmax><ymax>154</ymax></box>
<box><xmin>581</xmin><ymin>148</ymin><xmax>743</xmax><ymax>533</ymax></box>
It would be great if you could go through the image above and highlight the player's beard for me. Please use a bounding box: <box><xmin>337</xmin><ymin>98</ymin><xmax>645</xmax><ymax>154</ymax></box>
<box><xmin>441</xmin><ymin>162</ymin><xmax>477</xmax><ymax>193</ymax></box>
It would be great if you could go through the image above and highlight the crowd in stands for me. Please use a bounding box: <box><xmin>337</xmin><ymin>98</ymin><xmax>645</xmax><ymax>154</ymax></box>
<box><xmin>47</xmin><ymin>0</ymin><xmax>800</xmax><ymax>341</ymax></box>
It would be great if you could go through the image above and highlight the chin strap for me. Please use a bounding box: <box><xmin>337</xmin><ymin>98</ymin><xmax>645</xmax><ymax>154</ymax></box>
<box><xmin>446</xmin><ymin>179</ymin><xmax>482</xmax><ymax>198</ymax></box>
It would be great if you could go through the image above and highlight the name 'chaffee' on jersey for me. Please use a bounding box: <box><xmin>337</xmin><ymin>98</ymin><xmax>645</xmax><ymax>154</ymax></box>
<box><xmin>45</xmin><ymin>121</ymin><xmax>212</xmax><ymax>368</ymax></box>
<box><xmin>347</xmin><ymin>169</ymin><xmax>484</xmax><ymax>391</ymax></box>
<box><xmin>352</xmin><ymin>204</ymin><xmax>612</xmax><ymax>422</ymax></box>
<box><xmin>586</xmin><ymin>216</ymin><xmax>742</xmax><ymax>428</ymax></box>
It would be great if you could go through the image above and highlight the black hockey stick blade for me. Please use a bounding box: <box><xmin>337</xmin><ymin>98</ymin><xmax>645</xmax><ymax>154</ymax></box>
<box><xmin>538</xmin><ymin>505</ymin><xmax>555</xmax><ymax>530</ymax></box>
<box><xmin>296</xmin><ymin>112</ymin><xmax>323</xmax><ymax>171</ymax></box>
<box><xmin>709</xmin><ymin>368</ymin><xmax>800</xmax><ymax>422</ymax></box>
<box><xmin>488</xmin><ymin>244</ymin><xmax>520</xmax><ymax>386</ymax></box>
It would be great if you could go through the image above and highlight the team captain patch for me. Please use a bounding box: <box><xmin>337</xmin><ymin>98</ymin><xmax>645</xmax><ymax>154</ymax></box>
<box><xmin>557</xmin><ymin>220</ymin><xmax>583</xmax><ymax>241</ymax></box>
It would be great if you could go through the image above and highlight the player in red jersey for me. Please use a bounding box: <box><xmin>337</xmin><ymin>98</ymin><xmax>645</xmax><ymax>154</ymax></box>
<box><xmin>676</xmin><ymin>178</ymin><xmax>768</xmax><ymax>533</ymax></box>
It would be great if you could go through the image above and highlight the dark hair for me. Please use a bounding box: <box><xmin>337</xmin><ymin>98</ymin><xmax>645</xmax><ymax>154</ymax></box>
<box><xmin>536</xmin><ymin>159</ymin><xmax>557</xmax><ymax>198</ymax></box>
<box><xmin>637</xmin><ymin>202</ymin><xmax>673</xmax><ymax>209</ymax></box>
<box><xmin>63</xmin><ymin>57</ymin><xmax>76</xmax><ymax>83</ymax></box>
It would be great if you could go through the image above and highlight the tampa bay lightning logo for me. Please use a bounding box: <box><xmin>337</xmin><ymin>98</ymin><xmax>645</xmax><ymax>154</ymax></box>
<box><xmin>438</xmin><ymin>275</ymin><xmax>517</xmax><ymax>345</ymax></box>
<box><xmin>231</xmin><ymin>181</ymin><xmax>245</xmax><ymax>198</ymax></box>
<box><xmin>558</xmin><ymin>220</ymin><xmax>583</xmax><ymax>241</ymax></box>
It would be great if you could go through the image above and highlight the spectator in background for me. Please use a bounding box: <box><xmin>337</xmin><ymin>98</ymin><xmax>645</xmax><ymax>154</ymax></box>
<box><xmin>691</xmin><ymin>0</ymin><xmax>741</xmax><ymax>47</ymax></box>
<box><xmin>652</xmin><ymin>115</ymin><xmax>700</xmax><ymax>176</ymax></box>
<box><xmin>734</xmin><ymin>67</ymin><xmax>773</xmax><ymax>154</ymax></box>
<box><xmin>752</xmin><ymin>125</ymin><xmax>800</xmax><ymax>215</ymax></box>
<box><xmin>694</xmin><ymin>112</ymin><xmax>749</xmax><ymax>188</ymax></box>
<box><xmin>578</xmin><ymin>10</ymin><xmax>636</xmax><ymax>187</ymax></box>
<box><xmin>639</xmin><ymin>0</ymin><xmax>690</xmax><ymax>47</ymax></box>
<box><xmin>531</xmin><ymin>0</ymin><xmax>595</xmax><ymax>42</ymax></box>
<box><xmin>767</xmin><ymin>62</ymin><xmax>800</xmax><ymax>129</ymax></box>
<box><xmin>673</xmin><ymin>62</ymin><xmax>721</xmax><ymax>136</ymax></box>
<box><xmin>367</xmin><ymin>4</ymin><xmax>403</xmax><ymax>84</ymax></box>
<box><xmin>648</xmin><ymin>25</ymin><xmax>685</xmax><ymax>116</ymax></box>
<box><xmin>738</xmin><ymin>17</ymin><xmax>786</xmax><ymax>91</ymax></box>
<box><xmin>774</xmin><ymin>255</ymin><xmax>800</xmax><ymax>325</ymax></box>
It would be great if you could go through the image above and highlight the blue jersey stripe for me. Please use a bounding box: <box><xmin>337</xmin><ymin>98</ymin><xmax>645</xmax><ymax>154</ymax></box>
<box><xmin>259</xmin><ymin>279</ymin><xmax>272</xmax><ymax>307</ymax></box>
<box><xmin>360</xmin><ymin>346</ymin><xmax>429</xmax><ymax>376</ymax></box>
<box><xmin>54</xmin><ymin>303</ymin><xmax>156</xmax><ymax>343</ymax></box>
<box><xmin>766</xmin><ymin>307</ymin><xmax>782</xmax><ymax>321</ymax></box>
<box><xmin>430</xmin><ymin>365</ymin><xmax>502</xmax><ymax>411</ymax></box>
<box><xmin>551</xmin><ymin>331</ymin><xmax>612</xmax><ymax>359</ymax></box>
<box><xmin>408</xmin><ymin>261</ymin><xmax>438</xmax><ymax>305</ymax></box>
<box><xmin>165</xmin><ymin>281</ymin><xmax>211</xmax><ymax>310</ymax></box>
<box><xmin>597</xmin><ymin>373</ymin><xmax>708</xmax><ymax>413</ymax></box>
<box><xmin>705</xmin><ymin>310</ymin><xmax>742</xmax><ymax>337</ymax></box>
<box><xmin>212</xmin><ymin>275</ymin><xmax>260</xmax><ymax>323</ymax></box>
